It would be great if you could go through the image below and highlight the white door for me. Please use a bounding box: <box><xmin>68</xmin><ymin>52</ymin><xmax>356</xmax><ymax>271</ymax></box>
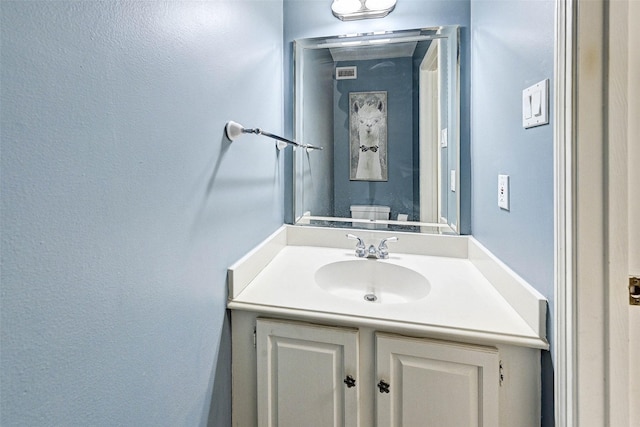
<box><xmin>256</xmin><ymin>319</ymin><xmax>359</xmax><ymax>427</ymax></box>
<box><xmin>419</xmin><ymin>40</ymin><xmax>441</xmax><ymax>224</ymax></box>
<box><xmin>561</xmin><ymin>0</ymin><xmax>639</xmax><ymax>423</ymax></box>
<box><xmin>375</xmin><ymin>333</ymin><xmax>499</xmax><ymax>426</ymax></box>
<box><xmin>628</xmin><ymin>0</ymin><xmax>639</xmax><ymax>422</ymax></box>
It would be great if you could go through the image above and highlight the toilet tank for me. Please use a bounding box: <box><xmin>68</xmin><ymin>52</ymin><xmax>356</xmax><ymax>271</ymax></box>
<box><xmin>350</xmin><ymin>205</ymin><xmax>391</xmax><ymax>229</ymax></box>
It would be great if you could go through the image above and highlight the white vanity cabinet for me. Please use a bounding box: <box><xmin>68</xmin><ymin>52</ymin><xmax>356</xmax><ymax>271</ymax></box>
<box><xmin>256</xmin><ymin>319</ymin><xmax>360</xmax><ymax>427</ymax></box>
<box><xmin>228</xmin><ymin>227</ymin><xmax>547</xmax><ymax>426</ymax></box>
<box><xmin>375</xmin><ymin>333</ymin><xmax>499</xmax><ymax>426</ymax></box>
<box><xmin>234</xmin><ymin>313</ymin><xmax>538</xmax><ymax>427</ymax></box>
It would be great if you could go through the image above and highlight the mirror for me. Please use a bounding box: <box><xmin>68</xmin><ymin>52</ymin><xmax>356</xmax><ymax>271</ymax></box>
<box><xmin>292</xmin><ymin>27</ymin><xmax>460</xmax><ymax>234</ymax></box>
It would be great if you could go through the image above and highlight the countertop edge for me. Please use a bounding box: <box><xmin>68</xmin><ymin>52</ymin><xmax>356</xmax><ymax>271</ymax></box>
<box><xmin>468</xmin><ymin>237</ymin><xmax>548</xmax><ymax>339</ymax></box>
<box><xmin>227</xmin><ymin>301</ymin><xmax>550</xmax><ymax>350</ymax></box>
<box><xmin>227</xmin><ymin>225</ymin><xmax>287</xmax><ymax>298</ymax></box>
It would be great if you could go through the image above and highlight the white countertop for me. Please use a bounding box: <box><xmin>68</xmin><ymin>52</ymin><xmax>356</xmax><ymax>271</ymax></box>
<box><xmin>227</xmin><ymin>226</ymin><xmax>549</xmax><ymax>349</ymax></box>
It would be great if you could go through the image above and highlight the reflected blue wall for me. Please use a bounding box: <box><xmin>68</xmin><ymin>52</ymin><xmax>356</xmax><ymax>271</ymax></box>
<box><xmin>333</xmin><ymin>58</ymin><xmax>414</xmax><ymax>220</ymax></box>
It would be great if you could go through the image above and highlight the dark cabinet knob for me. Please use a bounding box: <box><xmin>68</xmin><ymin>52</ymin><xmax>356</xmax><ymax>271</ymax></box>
<box><xmin>377</xmin><ymin>380</ymin><xmax>390</xmax><ymax>393</ymax></box>
<box><xmin>344</xmin><ymin>375</ymin><xmax>356</xmax><ymax>388</ymax></box>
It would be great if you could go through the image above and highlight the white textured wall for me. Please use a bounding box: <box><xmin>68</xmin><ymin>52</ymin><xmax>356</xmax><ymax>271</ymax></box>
<box><xmin>0</xmin><ymin>1</ymin><xmax>283</xmax><ymax>425</ymax></box>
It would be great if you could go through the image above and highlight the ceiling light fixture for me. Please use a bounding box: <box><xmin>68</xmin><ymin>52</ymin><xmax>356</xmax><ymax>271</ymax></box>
<box><xmin>331</xmin><ymin>0</ymin><xmax>397</xmax><ymax>21</ymax></box>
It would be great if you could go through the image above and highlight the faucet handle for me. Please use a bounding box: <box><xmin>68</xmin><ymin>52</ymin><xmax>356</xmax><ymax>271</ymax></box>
<box><xmin>346</xmin><ymin>234</ymin><xmax>367</xmax><ymax>257</ymax></box>
<box><xmin>346</xmin><ymin>233</ymin><xmax>364</xmax><ymax>244</ymax></box>
<box><xmin>379</xmin><ymin>236</ymin><xmax>398</xmax><ymax>247</ymax></box>
<box><xmin>378</xmin><ymin>236</ymin><xmax>398</xmax><ymax>259</ymax></box>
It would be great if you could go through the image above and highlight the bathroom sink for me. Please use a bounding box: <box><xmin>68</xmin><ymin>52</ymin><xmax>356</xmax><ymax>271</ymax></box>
<box><xmin>314</xmin><ymin>260</ymin><xmax>430</xmax><ymax>304</ymax></box>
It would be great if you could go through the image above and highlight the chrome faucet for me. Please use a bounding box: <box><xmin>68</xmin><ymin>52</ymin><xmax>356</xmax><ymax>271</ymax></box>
<box><xmin>346</xmin><ymin>234</ymin><xmax>398</xmax><ymax>259</ymax></box>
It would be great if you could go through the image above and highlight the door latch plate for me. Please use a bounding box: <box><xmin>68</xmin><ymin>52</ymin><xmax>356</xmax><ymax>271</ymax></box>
<box><xmin>630</xmin><ymin>277</ymin><xmax>640</xmax><ymax>306</ymax></box>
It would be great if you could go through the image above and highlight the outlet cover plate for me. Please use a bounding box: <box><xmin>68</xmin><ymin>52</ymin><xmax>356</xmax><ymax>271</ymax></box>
<box><xmin>498</xmin><ymin>174</ymin><xmax>509</xmax><ymax>210</ymax></box>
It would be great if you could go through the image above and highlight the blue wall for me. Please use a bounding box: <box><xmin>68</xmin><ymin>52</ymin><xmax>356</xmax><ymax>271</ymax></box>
<box><xmin>470</xmin><ymin>0</ymin><xmax>555</xmax><ymax>424</ymax></box>
<box><xmin>333</xmin><ymin>58</ymin><xmax>414</xmax><ymax>220</ymax></box>
<box><xmin>0</xmin><ymin>1</ymin><xmax>283</xmax><ymax>425</ymax></box>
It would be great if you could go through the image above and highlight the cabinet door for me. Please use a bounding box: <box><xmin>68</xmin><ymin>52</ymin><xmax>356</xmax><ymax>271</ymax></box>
<box><xmin>256</xmin><ymin>319</ymin><xmax>359</xmax><ymax>427</ymax></box>
<box><xmin>376</xmin><ymin>333</ymin><xmax>499</xmax><ymax>426</ymax></box>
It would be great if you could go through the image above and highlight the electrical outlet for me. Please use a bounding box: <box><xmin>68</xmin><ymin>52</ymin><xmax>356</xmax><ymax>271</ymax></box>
<box><xmin>498</xmin><ymin>175</ymin><xmax>509</xmax><ymax>210</ymax></box>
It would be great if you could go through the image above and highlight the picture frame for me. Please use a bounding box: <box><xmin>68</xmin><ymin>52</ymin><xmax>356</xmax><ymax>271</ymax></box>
<box><xmin>349</xmin><ymin>91</ymin><xmax>388</xmax><ymax>181</ymax></box>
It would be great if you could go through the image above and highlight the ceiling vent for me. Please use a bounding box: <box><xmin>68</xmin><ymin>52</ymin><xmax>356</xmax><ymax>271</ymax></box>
<box><xmin>336</xmin><ymin>66</ymin><xmax>357</xmax><ymax>80</ymax></box>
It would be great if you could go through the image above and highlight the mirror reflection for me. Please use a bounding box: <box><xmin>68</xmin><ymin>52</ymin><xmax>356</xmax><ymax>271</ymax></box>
<box><xmin>292</xmin><ymin>27</ymin><xmax>460</xmax><ymax>234</ymax></box>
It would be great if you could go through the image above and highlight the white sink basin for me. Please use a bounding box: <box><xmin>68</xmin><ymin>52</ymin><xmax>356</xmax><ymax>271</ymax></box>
<box><xmin>314</xmin><ymin>260</ymin><xmax>431</xmax><ymax>304</ymax></box>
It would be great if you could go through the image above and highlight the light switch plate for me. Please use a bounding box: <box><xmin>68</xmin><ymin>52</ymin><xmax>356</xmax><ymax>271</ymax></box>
<box><xmin>450</xmin><ymin>170</ymin><xmax>456</xmax><ymax>192</ymax></box>
<box><xmin>441</xmin><ymin>128</ymin><xmax>448</xmax><ymax>148</ymax></box>
<box><xmin>522</xmin><ymin>79</ymin><xmax>549</xmax><ymax>128</ymax></box>
<box><xmin>498</xmin><ymin>174</ymin><xmax>509</xmax><ymax>210</ymax></box>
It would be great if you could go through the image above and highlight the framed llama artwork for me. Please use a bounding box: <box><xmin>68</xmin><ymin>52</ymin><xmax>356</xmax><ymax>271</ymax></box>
<box><xmin>349</xmin><ymin>91</ymin><xmax>388</xmax><ymax>181</ymax></box>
